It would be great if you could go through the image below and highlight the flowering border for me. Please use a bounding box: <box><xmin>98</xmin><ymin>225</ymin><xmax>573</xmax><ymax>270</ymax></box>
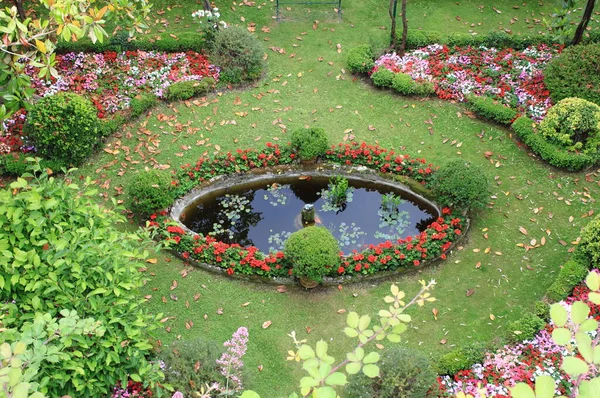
<box><xmin>148</xmin><ymin>142</ymin><xmax>466</xmax><ymax>282</ymax></box>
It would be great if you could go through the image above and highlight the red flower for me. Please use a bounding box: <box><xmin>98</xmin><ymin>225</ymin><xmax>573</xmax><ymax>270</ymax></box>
<box><xmin>337</xmin><ymin>266</ymin><xmax>345</xmax><ymax>274</ymax></box>
<box><xmin>226</xmin><ymin>268</ymin><xmax>234</xmax><ymax>275</ymax></box>
<box><xmin>413</xmin><ymin>260</ymin><xmax>420</xmax><ymax>266</ymax></box>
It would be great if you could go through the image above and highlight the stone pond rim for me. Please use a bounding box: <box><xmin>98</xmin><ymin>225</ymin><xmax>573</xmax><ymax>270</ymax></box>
<box><xmin>168</xmin><ymin>164</ymin><xmax>470</xmax><ymax>286</ymax></box>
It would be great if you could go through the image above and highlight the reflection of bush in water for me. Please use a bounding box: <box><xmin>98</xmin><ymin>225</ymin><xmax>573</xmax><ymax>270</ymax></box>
<box><xmin>289</xmin><ymin>180</ymin><xmax>323</xmax><ymax>204</ymax></box>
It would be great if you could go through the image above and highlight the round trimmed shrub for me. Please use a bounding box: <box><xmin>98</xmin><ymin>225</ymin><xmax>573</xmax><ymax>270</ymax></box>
<box><xmin>538</xmin><ymin>97</ymin><xmax>600</xmax><ymax>154</ymax></box>
<box><xmin>158</xmin><ymin>338</ymin><xmax>226</xmax><ymax>396</ymax></box>
<box><xmin>290</xmin><ymin>127</ymin><xmax>329</xmax><ymax>161</ymax></box>
<box><xmin>371</xmin><ymin>68</ymin><xmax>395</xmax><ymax>88</ymax></box>
<box><xmin>209</xmin><ymin>26</ymin><xmax>265</xmax><ymax>83</ymax></box>
<box><xmin>506</xmin><ymin>312</ymin><xmax>546</xmax><ymax>344</ymax></box>
<box><xmin>347</xmin><ymin>45</ymin><xmax>375</xmax><ymax>74</ymax></box>
<box><xmin>165</xmin><ymin>77</ymin><xmax>215</xmax><ymax>101</ymax></box>
<box><xmin>344</xmin><ymin>347</ymin><xmax>437</xmax><ymax>398</ymax></box>
<box><xmin>24</xmin><ymin>92</ymin><xmax>100</xmax><ymax>166</ymax></box>
<box><xmin>544</xmin><ymin>44</ymin><xmax>600</xmax><ymax>106</ymax></box>
<box><xmin>284</xmin><ymin>226</ymin><xmax>340</xmax><ymax>283</ymax></box>
<box><xmin>436</xmin><ymin>342</ymin><xmax>486</xmax><ymax>375</ymax></box>
<box><xmin>579</xmin><ymin>214</ymin><xmax>600</xmax><ymax>265</ymax></box>
<box><xmin>430</xmin><ymin>160</ymin><xmax>490</xmax><ymax>212</ymax></box>
<box><xmin>127</xmin><ymin>169</ymin><xmax>174</xmax><ymax>216</ymax></box>
<box><xmin>392</xmin><ymin>73</ymin><xmax>416</xmax><ymax>95</ymax></box>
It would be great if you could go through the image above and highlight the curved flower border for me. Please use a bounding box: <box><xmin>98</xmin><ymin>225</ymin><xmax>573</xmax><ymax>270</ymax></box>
<box><xmin>148</xmin><ymin>142</ymin><xmax>466</xmax><ymax>282</ymax></box>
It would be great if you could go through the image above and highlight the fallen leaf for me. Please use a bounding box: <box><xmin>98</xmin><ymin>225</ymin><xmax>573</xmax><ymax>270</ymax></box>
<box><xmin>216</xmin><ymin>308</ymin><xmax>224</xmax><ymax>315</ymax></box>
<box><xmin>440</xmin><ymin>339</ymin><xmax>447</xmax><ymax>345</ymax></box>
<box><xmin>519</xmin><ymin>226</ymin><xmax>528</xmax><ymax>235</ymax></box>
<box><xmin>432</xmin><ymin>308</ymin><xmax>439</xmax><ymax>320</ymax></box>
<box><xmin>146</xmin><ymin>258</ymin><xmax>158</xmax><ymax>264</ymax></box>
<box><xmin>276</xmin><ymin>285</ymin><xmax>287</xmax><ymax>293</ymax></box>
<box><xmin>490</xmin><ymin>314</ymin><xmax>496</xmax><ymax>321</ymax></box>
<box><xmin>466</xmin><ymin>289</ymin><xmax>475</xmax><ymax>297</ymax></box>
<box><xmin>241</xmin><ymin>302</ymin><xmax>251</xmax><ymax>307</ymax></box>
<box><xmin>337</xmin><ymin>309</ymin><xmax>347</xmax><ymax>314</ymax></box>
<box><xmin>262</xmin><ymin>320</ymin><xmax>272</xmax><ymax>329</ymax></box>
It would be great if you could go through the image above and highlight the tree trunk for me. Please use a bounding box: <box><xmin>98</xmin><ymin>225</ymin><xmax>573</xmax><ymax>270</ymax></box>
<box><xmin>389</xmin><ymin>0</ymin><xmax>397</xmax><ymax>49</ymax></box>
<box><xmin>203</xmin><ymin>0</ymin><xmax>211</xmax><ymax>11</ymax></box>
<box><xmin>572</xmin><ymin>0</ymin><xmax>596</xmax><ymax>45</ymax></box>
<box><xmin>13</xmin><ymin>0</ymin><xmax>26</xmax><ymax>20</ymax></box>
<box><xmin>400</xmin><ymin>0</ymin><xmax>408</xmax><ymax>56</ymax></box>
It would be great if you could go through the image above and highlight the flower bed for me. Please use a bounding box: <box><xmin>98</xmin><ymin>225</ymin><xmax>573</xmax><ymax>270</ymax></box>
<box><xmin>0</xmin><ymin>50</ymin><xmax>219</xmax><ymax>157</ymax></box>
<box><xmin>373</xmin><ymin>44</ymin><xmax>562</xmax><ymax>121</ymax></box>
<box><xmin>149</xmin><ymin>142</ymin><xmax>465</xmax><ymax>281</ymax></box>
<box><xmin>433</xmin><ymin>280</ymin><xmax>600</xmax><ymax>397</ymax></box>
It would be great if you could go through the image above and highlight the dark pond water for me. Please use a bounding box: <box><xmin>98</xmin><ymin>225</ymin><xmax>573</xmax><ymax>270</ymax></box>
<box><xmin>180</xmin><ymin>175</ymin><xmax>438</xmax><ymax>253</ymax></box>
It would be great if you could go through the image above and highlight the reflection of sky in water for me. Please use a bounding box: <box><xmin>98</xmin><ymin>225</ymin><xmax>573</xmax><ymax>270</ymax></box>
<box><xmin>183</xmin><ymin>176</ymin><xmax>436</xmax><ymax>253</ymax></box>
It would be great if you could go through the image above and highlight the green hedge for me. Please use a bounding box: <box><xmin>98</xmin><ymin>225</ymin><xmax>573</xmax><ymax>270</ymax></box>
<box><xmin>511</xmin><ymin>116</ymin><xmax>598</xmax><ymax>171</ymax></box>
<box><xmin>402</xmin><ymin>29</ymin><xmax>600</xmax><ymax>51</ymax></box>
<box><xmin>436</xmin><ymin>342</ymin><xmax>487</xmax><ymax>375</ymax></box>
<box><xmin>545</xmin><ymin>259</ymin><xmax>590</xmax><ymax>302</ymax></box>
<box><xmin>347</xmin><ymin>45</ymin><xmax>375</xmax><ymax>74</ymax></box>
<box><xmin>505</xmin><ymin>312</ymin><xmax>546</xmax><ymax>344</ymax></box>
<box><xmin>465</xmin><ymin>94</ymin><xmax>517</xmax><ymax>126</ymax></box>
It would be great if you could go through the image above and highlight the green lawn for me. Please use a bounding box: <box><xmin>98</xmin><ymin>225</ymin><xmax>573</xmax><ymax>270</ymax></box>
<box><xmin>66</xmin><ymin>0</ymin><xmax>600</xmax><ymax>396</ymax></box>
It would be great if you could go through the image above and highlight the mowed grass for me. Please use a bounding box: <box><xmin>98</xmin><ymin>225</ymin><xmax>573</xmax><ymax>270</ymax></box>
<box><xmin>68</xmin><ymin>1</ymin><xmax>600</xmax><ymax>396</ymax></box>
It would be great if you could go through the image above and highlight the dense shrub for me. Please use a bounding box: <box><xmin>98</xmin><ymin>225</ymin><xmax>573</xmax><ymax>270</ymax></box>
<box><xmin>538</xmin><ymin>98</ymin><xmax>600</xmax><ymax>154</ymax></box>
<box><xmin>345</xmin><ymin>347</ymin><xmax>436</xmax><ymax>398</ymax></box>
<box><xmin>284</xmin><ymin>226</ymin><xmax>340</xmax><ymax>283</ymax></box>
<box><xmin>158</xmin><ymin>338</ymin><xmax>226</xmax><ymax>396</ymax></box>
<box><xmin>404</xmin><ymin>30</ymin><xmax>557</xmax><ymax>50</ymax></box>
<box><xmin>578</xmin><ymin>214</ymin><xmax>600</xmax><ymax>265</ymax></box>
<box><xmin>290</xmin><ymin>127</ymin><xmax>329</xmax><ymax>161</ymax></box>
<box><xmin>371</xmin><ymin>68</ymin><xmax>395</xmax><ymax>88</ymax></box>
<box><xmin>511</xmin><ymin>116</ymin><xmax>597</xmax><ymax>171</ymax></box>
<box><xmin>392</xmin><ymin>73</ymin><xmax>416</xmax><ymax>95</ymax></box>
<box><xmin>544</xmin><ymin>44</ymin><xmax>600</xmax><ymax>106</ymax></box>
<box><xmin>127</xmin><ymin>169</ymin><xmax>175</xmax><ymax>216</ymax></box>
<box><xmin>505</xmin><ymin>312</ymin><xmax>546</xmax><ymax>344</ymax></box>
<box><xmin>545</xmin><ymin>260</ymin><xmax>590</xmax><ymax>302</ymax></box>
<box><xmin>209</xmin><ymin>26</ymin><xmax>264</xmax><ymax>83</ymax></box>
<box><xmin>24</xmin><ymin>92</ymin><xmax>100</xmax><ymax>166</ymax></box>
<box><xmin>534</xmin><ymin>301</ymin><xmax>550</xmax><ymax>322</ymax></box>
<box><xmin>430</xmin><ymin>160</ymin><xmax>489</xmax><ymax>212</ymax></box>
<box><xmin>165</xmin><ymin>77</ymin><xmax>215</xmax><ymax>101</ymax></box>
<box><xmin>466</xmin><ymin>94</ymin><xmax>517</xmax><ymax>125</ymax></box>
<box><xmin>0</xmin><ymin>166</ymin><xmax>162</xmax><ymax>396</ymax></box>
<box><xmin>437</xmin><ymin>342</ymin><xmax>487</xmax><ymax>375</ymax></box>
<box><xmin>347</xmin><ymin>45</ymin><xmax>375</xmax><ymax>74</ymax></box>
<box><xmin>0</xmin><ymin>153</ymin><xmax>66</xmax><ymax>177</ymax></box>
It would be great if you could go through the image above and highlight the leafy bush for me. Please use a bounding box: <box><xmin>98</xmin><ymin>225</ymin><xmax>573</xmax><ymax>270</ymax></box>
<box><xmin>392</xmin><ymin>73</ymin><xmax>416</xmax><ymax>95</ymax></box>
<box><xmin>371</xmin><ymin>68</ymin><xmax>395</xmax><ymax>88</ymax></box>
<box><xmin>56</xmin><ymin>31</ymin><xmax>206</xmax><ymax>53</ymax></box>
<box><xmin>511</xmin><ymin>116</ymin><xmax>597</xmax><ymax>171</ymax></box>
<box><xmin>209</xmin><ymin>26</ymin><xmax>264</xmax><ymax>83</ymax></box>
<box><xmin>578</xmin><ymin>214</ymin><xmax>600</xmax><ymax>265</ymax></box>
<box><xmin>413</xmin><ymin>81</ymin><xmax>435</xmax><ymax>96</ymax></box>
<box><xmin>405</xmin><ymin>30</ymin><xmax>444</xmax><ymax>49</ymax></box>
<box><xmin>284</xmin><ymin>226</ymin><xmax>340</xmax><ymax>283</ymax></box>
<box><xmin>544</xmin><ymin>44</ymin><xmax>600</xmax><ymax>106</ymax></box>
<box><xmin>0</xmin><ymin>153</ymin><xmax>66</xmax><ymax>177</ymax></box>
<box><xmin>466</xmin><ymin>94</ymin><xmax>517</xmax><ymax>125</ymax></box>
<box><xmin>127</xmin><ymin>169</ymin><xmax>175</xmax><ymax>216</ymax></box>
<box><xmin>290</xmin><ymin>127</ymin><xmax>329</xmax><ymax>161</ymax></box>
<box><xmin>506</xmin><ymin>312</ymin><xmax>546</xmax><ymax>344</ymax></box>
<box><xmin>546</xmin><ymin>259</ymin><xmax>590</xmax><ymax>302</ymax></box>
<box><xmin>437</xmin><ymin>342</ymin><xmax>487</xmax><ymax>375</ymax></box>
<box><xmin>404</xmin><ymin>30</ymin><xmax>556</xmax><ymax>50</ymax></box>
<box><xmin>165</xmin><ymin>77</ymin><xmax>214</xmax><ymax>101</ymax></box>
<box><xmin>345</xmin><ymin>347</ymin><xmax>436</xmax><ymax>398</ymax></box>
<box><xmin>0</xmin><ymin>165</ymin><xmax>162</xmax><ymax>396</ymax></box>
<box><xmin>534</xmin><ymin>301</ymin><xmax>550</xmax><ymax>322</ymax></box>
<box><xmin>158</xmin><ymin>338</ymin><xmax>226</xmax><ymax>396</ymax></box>
<box><xmin>538</xmin><ymin>98</ymin><xmax>600</xmax><ymax>154</ymax></box>
<box><xmin>24</xmin><ymin>92</ymin><xmax>100</xmax><ymax>166</ymax></box>
<box><xmin>347</xmin><ymin>45</ymin><xmax>375</xmax><ymax>74</ymax></box>
<box><xmin>430</xmin><ymin>160</ymin><xmax>489</xmax><ymax>212</ymax></box>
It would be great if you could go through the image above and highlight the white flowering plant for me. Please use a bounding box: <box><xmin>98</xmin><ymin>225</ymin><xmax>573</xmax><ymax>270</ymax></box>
<box><xmin>191</xmin><ymin>7</ymin><xmax>227</xmax><ymax>43</ymax></box>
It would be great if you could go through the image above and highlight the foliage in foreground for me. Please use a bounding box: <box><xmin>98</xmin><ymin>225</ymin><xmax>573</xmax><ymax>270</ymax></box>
<box><xmin>0</xmin><ymin>163</ymin><xmax>163</xmax><ymax>396</ymax></box>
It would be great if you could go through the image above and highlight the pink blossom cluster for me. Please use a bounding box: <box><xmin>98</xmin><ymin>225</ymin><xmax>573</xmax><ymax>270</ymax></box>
<box><xmin>216</xmin><ymin>326</ymin><xmax>249</xmax><ymax>392</ymax></box>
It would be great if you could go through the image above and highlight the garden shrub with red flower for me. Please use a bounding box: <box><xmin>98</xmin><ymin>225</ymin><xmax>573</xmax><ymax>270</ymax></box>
<box><xmin>147</xmin><ymin>142</ymin><xmax>465</xmax><ymax>281</ymax></box>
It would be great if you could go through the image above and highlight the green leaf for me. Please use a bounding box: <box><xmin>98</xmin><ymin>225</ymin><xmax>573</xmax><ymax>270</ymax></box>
<box><xmin>551</xmin><ymin>327</ymin><xmax>571</xmax><ymax>346</ymax></box>
<box><xmin>346</xmin><ymin>362</ymin><xmax>361</xmax><ymax>375</ymax></box>
<box><xmin>387</xmin><ymin>333</ymin><xmax>401</xmax><ymax>343</ymax></box>
<box><xmin>589</xmin><ymin>292</ymin><xmax>600</xmax><ymax>305</ymax></box>
<box><xmin>240</xmin><ymin>391</ymin><xmax>261</xmax><ymax>398</ymax></box>
<box><xmin>315</xmin><ymin>386</ymin><xmax>336</xmax><ymax>398</ymax></box>
<box><xmin>579</xmin><ymin>318</ymin><xmax>598</xmax><ymax>332</ymax></box>
<box><xmin>510</xmin><ymin>383</ymin><xmax>535</xmax><ymax>398</ymax></box>
<box><xmin>571</xmin><ymin>301</ymin><xmax>590</xmax><ymax>325</ymax></box>
<box><xmin>11</xmin><ymin>382</ymin><xmax>30</xmax><ymax>398</ymax></box>
<box><xmin>550</xmin><ymin>303</ymin><xmax>568</xmax><ymax>327</ymax></box>
<box><xmin>130</xmin><ymin>373</ymin><xmax>142</xmax><ymax>382</ymax></box>
<box><xmin>362</xmin><ymin>364</ymin><xmax>379</xmax><ymax>378</ymax></box>
<box><xmin>362</xmin><ymin>351</ymin><xmax>380</xmax><ymax>364</ymax></box>
<box><xmin>378</xmin><ymin>309</ymin><xmax>392</xmax><ymax>318</ymax></box>
<box><xmin>397</xmin><ymin>313</ymin><xmax>411</xmax><ymax>323</ymax></box>
<box><xmin>315</xmin><ymin>340</ymin><xmax>328</xmax><ymax>359</ymax></box>
<box><xmin>344</xmin><ymin>327</ymin><xmax>359</xmax><ymax>338</ymax></box>
<box><xmin>586</xmin><ymin>272</ymin><xmax>600</xmax><ymax>291</ymax></box>
<box><xmin>358</xmin><ymin>315</ymin><xmax>371</xmax><ymax>331</ymax></box>
<box><xmin>300</xmin><ymin>376</ymin><xmax>318</xmax><ymax>389</ymax></box>
<box><xmin>298</xmin><ymin>345</ymin><xmax>315</xmax><ymax>360</ymax></box>
<box><xmin>576</xmin><ymin>332</ymin><xmax>593</xmax><ymax>363</ymax></box>
<box><xmin>325</xmin><ymin>372</ymin><xmax>347</xmax><ymax>386</ymax></box>
<box><xmin>562</xmin><ymin>356</ymin><xmax>589</xmax><ymax>377</ymax></box>
<box><xmin>347</xmin><ymin>312</ymin><xmax>359</xmax><ymax>328</ymax></box>
<box><xmin>534</xmin><ymin>375</ymin><xmax>555</xmax><ymax>398</ymax></box>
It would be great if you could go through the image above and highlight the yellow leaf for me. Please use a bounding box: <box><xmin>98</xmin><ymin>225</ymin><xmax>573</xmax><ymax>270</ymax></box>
<box><xmin>35</xmin><ymin>39</ymin><xmax>46</xmax><ymax>54</ymax></box>
<box><xmin>146</xmin><ymin>258</ymin><xmax>158</xmax><ymax>264</ymax></box>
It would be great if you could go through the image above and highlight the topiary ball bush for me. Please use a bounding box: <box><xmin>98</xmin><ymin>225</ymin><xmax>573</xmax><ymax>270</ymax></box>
<box><xmin>127</xmin><ymin>169</ymin><xmax>174</xmax><ymax>216</ymax></box>
<box><xmin>538</xmin><ymin>97</ymin><xmax>600</xmax><ymax>154</ymax></box>
<box><xmin>158</xmin><ymin>338</ymin><xmax>226</xmax><ymax>397</ymax></box>
<box><xmin>544</xmin><ymin>44</ymin><xmax>600</xmax><ymax>106</ymax></box>
<box><xmin>371</xmin><ymin>68</ymin><xmax>395</xmax><ymax>88</ymax></box>
<box><xmin>209</xmin><ymin>26</ymin><xmax>265</xmax><ymax>83</ymax></box>
<box><xmin>347</xmin><ymin>45</ymin><xmax>375</xmax><ymax>74</ymax></box>
<box><xmin>344</xmin><ymin>347</ymin><xmax>437</xmax><ymax>398</ymax></box>
<box><xmin>431</xmin><ymin>160</ymin><xmax>490</xmax><ymax>212</ymax></box>
<box><xmin>24</xmin><ymin>92</ymin><xmax>100</xmax><ymax>166</ymax></box>
<box><xmin>290</xmin><ymin>127</ymin><xmax>329</xmax><ymax>161</ymax></box>
<box><xmin>284</xmin><ymin>226</ymin><xmax>340</xmax><ymax>283</ymax></box>
<box><xmin>579</xmin><ymin>214</ymin><xmax>600</xmax><ymax>265</ymax></box>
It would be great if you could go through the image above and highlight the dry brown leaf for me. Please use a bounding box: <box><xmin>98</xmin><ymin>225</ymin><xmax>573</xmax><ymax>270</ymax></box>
<box><xmin>262</xmin><ymin>320</ymin><xmax>272</xmax><ymax>329</ymax></box>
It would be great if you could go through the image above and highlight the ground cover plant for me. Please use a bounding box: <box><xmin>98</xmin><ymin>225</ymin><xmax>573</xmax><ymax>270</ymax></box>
<box><xmin>3</xmin><ymin>0</ymin><xmax>600</xmax><ymax>396</ymax></box>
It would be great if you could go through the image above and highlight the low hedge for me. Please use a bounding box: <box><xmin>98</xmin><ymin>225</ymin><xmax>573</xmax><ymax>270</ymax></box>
<box><xmin>347</xmin><ymin>45</ymin><xmax>375</xmax><ymax>74</ymax></box>
<box><xmin>465</xmin><ymin>94</ymin><xmax>517</xmax><ymax>126</ymax></box>
<box><xmin>436</xmin><ymin>342</ymin><xmax>487</xmax><ymax>375</ymax></box>
<box><xmin>165</xmin><ymin>77</ymin><xmax>215</xmax><ymax>102</ymax></box>
<box><xmin>505</xmin><ymin>312</ymin><xmax>546</xmax><ymax>344</ymax></box>
<box><xmin>511</xmin><ymin>116</ymin><xmax>598</xmax><ymax>171</ymax></box>
<box><xmin>546</xmin><ymin>259</ymin><xmax>592</xmax><ymax>302</ymax></box>
<box><xmin>401</xmin><ymin>29</ymin><xmax>600</xmax><ymax>51</ymax></box>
